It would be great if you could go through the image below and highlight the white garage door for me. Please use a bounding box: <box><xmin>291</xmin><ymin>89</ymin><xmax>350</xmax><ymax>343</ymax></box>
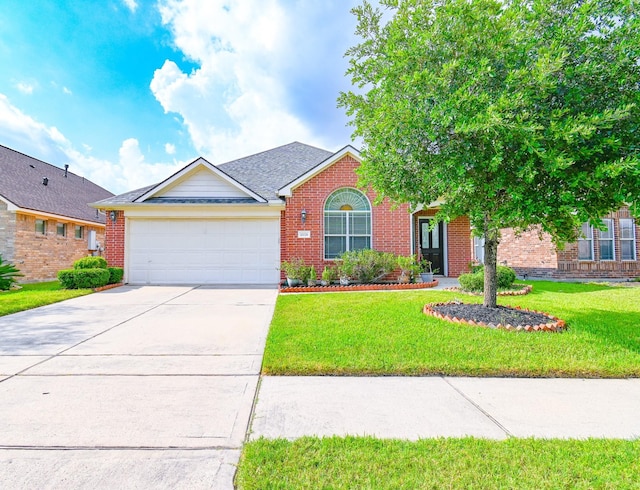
<box><xmin>127</xmin><ymin>219</ymin><xmax>280</xmax><ymax>285</ymax></box>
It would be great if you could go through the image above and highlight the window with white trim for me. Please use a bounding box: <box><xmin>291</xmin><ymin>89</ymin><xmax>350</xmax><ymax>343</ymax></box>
<box><xmin>577</xmin><ymin>223</ymin><xmax>593</xmax><ymax>260</ymax></box>
<box><xmin>324</xmin><ymin>188</ymin><xmax>371</xmax><ymax>259</ymax></box>
<box><xmin>598</xmin><ymin>219</ymin><xmax>614</xmax><ymax>261</ymax></box>
<box><xmin>56</xmin><ymin>223</ymin><xmax>67</xmax><ymax>237</ymax></box>
<box><xmin>75</xmin><ymin>225</ymin><xmax>84</xmax><ymax>239</ymax></box>
<box><xmin>620</xmin><ymin>218</ymin><xmax>637</xmax><ymax>261</ymax></box>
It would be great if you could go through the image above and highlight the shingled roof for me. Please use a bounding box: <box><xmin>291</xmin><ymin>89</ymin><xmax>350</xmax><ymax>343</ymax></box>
<box><xmin>0</xmin><ymin>145</ymin><xmax>114</xmax><ymax>224</ymax></box>
<box><xmin>218</xmin><ymin>141</ymin><xmax>333</xmax><ymax>200</ymax></box>
<box><xmin>96</xmin><ymin>141</ymin><xmax>334</xmax><ymax>205</ymax></box>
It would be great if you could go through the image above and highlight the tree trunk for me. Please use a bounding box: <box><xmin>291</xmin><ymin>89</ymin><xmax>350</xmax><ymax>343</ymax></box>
<box><xmin>483</xmin><ymin>217</ymin><xmax>499</xmax><ymax>308</ymax></box>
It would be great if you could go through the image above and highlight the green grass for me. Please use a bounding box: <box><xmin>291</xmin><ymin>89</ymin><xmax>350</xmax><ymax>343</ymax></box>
<box><xmin>0</xmin><ymin>281</ymin><xmax>92</xmax><ymax>316</ymax></box>
<box><xmin>262</xmin><ymin>281</ymin><xmax>640</xmax><ymax>377</ymax></box>
<box><xmin>236</xmin><ymin>437</ymin><xmax>640</xmax><ymax>489</ymax></box>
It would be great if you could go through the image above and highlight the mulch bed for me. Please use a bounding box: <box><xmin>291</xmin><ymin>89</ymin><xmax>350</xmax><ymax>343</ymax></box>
<box><xmin>424</xmin><ymin>301</ymin><xmax>567</xmax><ymax>332</ymax></box>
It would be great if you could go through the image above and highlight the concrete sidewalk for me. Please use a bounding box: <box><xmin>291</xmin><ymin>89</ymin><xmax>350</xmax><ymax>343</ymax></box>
<box><xmin>250</xmin><ymin>376</ymin><xmax>640</xmax><ymax>440</ymax></box>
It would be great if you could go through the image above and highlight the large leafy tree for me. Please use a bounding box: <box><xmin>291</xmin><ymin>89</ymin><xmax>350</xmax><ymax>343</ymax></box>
<box><xmin>339</xmin><ymin>0</ymin><xmax>640</xmax><ymax>307</ymax></box>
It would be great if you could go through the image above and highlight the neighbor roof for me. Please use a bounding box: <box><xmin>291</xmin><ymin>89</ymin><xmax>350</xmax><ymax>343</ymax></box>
<box><xmin>96</xmin><ymin>141</ymin><xmax>334</xmax><ymax>206</ymax></box>
<box><xmin>0</xmin><ymin>145</ymin><xmax>114</xmax><ymax>224</ymax></box>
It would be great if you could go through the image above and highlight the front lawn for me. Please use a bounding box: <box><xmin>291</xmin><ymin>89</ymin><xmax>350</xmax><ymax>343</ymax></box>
<box><xmin>236</xmin><ymin>437</ymin><xmax>640</xmax><ymax>489</ymax></box>
<box><xmin>0</xmin><ymin>281</ymin><xmax>92</xmax><ymax>317</ymax></box>
<box><xmin>262</xmin><ymin>281</ymin><xmax>640</xmax><ymax>377</ymax></box>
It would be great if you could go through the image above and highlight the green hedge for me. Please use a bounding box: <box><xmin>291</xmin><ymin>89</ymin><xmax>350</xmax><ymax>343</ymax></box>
<box><xmin>108</xmin><ymin>267</ymin><xmax>124</xmax><ymax>284</ymax></box>
<box><xmin>458</xmin><ymin>265</ymin><xmax>517</xmax><ymax>292</ymax></box>
<box><xmin>74</xmin><ymin>256</ymin><xmax>108</xmax><ymax>269</ymax></box>
<box><xmin>58</xmin><ymin>268</ymin><xmax>110</xmax><ymax>289</ymax></box>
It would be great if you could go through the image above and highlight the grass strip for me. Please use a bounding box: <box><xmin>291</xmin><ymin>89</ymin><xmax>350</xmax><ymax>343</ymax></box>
<box><xmin>0</xmin><ymin>281</ymin><xmax>92</xmax><ymax>317</ymax></box>
<box><xmin>237</xmin><ymin>437</ymin><xmax>640</xmax><ymax>490</ymax></box>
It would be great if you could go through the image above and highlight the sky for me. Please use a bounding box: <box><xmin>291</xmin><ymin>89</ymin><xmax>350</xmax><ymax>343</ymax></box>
<box><xmin>0</xmin><ymin>0</ymin><xmax>365</xmax><ymax>195</ymax></box>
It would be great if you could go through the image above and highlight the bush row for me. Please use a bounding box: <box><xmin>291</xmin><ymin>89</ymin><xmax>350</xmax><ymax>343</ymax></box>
<box><xmin>57</xmin><ymin>256</ymin><xmax>123</xmax><ymax>289</ymax></box>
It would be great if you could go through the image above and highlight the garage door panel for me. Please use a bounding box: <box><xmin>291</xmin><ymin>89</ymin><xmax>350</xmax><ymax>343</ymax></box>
<box><xmin>128</xmin><ymin>219</ymin><xmax>280</xmax><ymax>285</ymax></box>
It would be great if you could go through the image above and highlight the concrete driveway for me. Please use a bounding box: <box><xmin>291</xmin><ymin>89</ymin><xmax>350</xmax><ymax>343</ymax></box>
<box><xmin>0</xmin><ymin>285</ymin><xmax>277</xmax><ymax>489</ymax></box>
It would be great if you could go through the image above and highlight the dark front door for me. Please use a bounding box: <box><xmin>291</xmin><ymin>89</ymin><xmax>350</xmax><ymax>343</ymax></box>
<box><xmin>419</xmin><ymin>218</ymin><xmax>444</xmax><ymax>274</ymax></box>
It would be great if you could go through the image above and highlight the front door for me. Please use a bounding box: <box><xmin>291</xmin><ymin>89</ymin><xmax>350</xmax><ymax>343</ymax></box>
<box><xmin>419</xmin><ymin>218</ymin><xmax>444</xmax><ymax>274</ymax></box>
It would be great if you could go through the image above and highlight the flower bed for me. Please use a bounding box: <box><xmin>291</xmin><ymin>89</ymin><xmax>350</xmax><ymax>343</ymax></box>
<box><xmin>280</xmin><ymin>280</ymin><xmax>438</xmax><ymax>293</ymax></box>
<box><xmin>423</xmin><ymin>301</ymin><xmax>567</xmax><ymax>332</ymax></box>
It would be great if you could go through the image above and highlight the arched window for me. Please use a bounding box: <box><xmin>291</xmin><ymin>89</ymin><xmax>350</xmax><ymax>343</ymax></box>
<box><xmin>324</xmin><ymin>188</ymin><xmax>371</xmax><ymax>259</ymax></box>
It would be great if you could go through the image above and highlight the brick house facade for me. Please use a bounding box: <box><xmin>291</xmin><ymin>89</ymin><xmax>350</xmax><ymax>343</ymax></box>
<box><xmin>496</xmin><ymin>207</ymin><xmax>639</xmax><ymax>279</ymax></box>
<box><xmin>280</xmin><ymin>154</ymin><xmax>413</xmax><ymax>276</ymax></box>
<box><xmin>97</xmin><ymin>143</ymin><xmax>473</xmax><ymax>285</ymax></box>
<box><xmin>0</xmin><ymin>145</ymin><xmax>113</xmax><ymax>282</ymax></box>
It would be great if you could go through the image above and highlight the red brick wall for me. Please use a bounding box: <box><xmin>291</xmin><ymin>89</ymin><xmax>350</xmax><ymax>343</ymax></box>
<box><xmin>497</xmin><ymin>208</ymin><xmax>640</xmax><ymax>279</ymax></box>
<box><xmin>556</xmin><ymin>208</ymin><xmax>640</xmax><ymax>279</ymax></box>
<box><xmin>104</xmin><ymin>210</ymin><xmax>125</xmax><ymax>268</ymax></box>
<box><xmin>413</xmin><ymin>210</ymin><xmax>472</xmax><ymax>277</ymax></box>
<box><xmin>12</xmin><ymin>212</ymin><xmax>105</xmax><ymax>282</ymax></box>
<box><xmin>281</xmin><ymin>155</ymin><xmax>412</xmax><ymax>277</ymax></box>
<box><xmin>498</xmin><ymin>226</ymin><xmax>558</xmax><ymax>277</ymax></box>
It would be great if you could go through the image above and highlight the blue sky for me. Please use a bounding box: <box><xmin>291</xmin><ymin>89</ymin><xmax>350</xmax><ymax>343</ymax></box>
<box><xmin>0</xmin><ymin>0</ymin><xmax>363</xmax><ymax>194</ymax></box>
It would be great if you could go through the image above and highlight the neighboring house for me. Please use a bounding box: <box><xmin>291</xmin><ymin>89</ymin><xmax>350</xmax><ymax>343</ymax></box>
<box><xmin>95</xmin><ymin>142</ymin><xmax>472</xmax><ymax>285</ymax></box>
<box><xmin>0</xmin><ymin>145</ymin><xmax>114</xmax><ymax>282</ymax></box>
<box><xmin>494</xmin><ymin>208</ymin><xmax>639</xmax><ymax>279</ymax></box>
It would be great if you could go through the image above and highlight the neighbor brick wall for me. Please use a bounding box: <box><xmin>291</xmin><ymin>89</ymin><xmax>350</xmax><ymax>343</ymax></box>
<box><xmin>413</xmin><ymin>209</ymin><xmax>472</xmax><ymax>277</ymax></box>
<box><xmin>104</xmin><ymin>210</ymin><xmax>125</xmax><ymax>268</ymax></box>
<box><xmin>556</xmin><ymin>208</ymin><xmax>640</xmax><ymax>279</ymax></box>
<box><xmin>498</xmin><ymin>226</ymin><xmax>558</xmax><ymax>278</ymax></box>
<box><xmin>0</xmin><ymin>202</ymin><xmax>17</xmax><ymax>263</ymax></box>
<box><xmin>281</xmin><ymin>155</ymin><xmax>412</xmax><ymax>278</ymax></box>
<box><xmin>12</xmin><ymin>212</ymin><xmax>105</xmax><ymax>282</ymax></box>
<box><xmin>497</xmin><ymin>208</ymin><xmax>640</xmax><ymax>279</ymax></box>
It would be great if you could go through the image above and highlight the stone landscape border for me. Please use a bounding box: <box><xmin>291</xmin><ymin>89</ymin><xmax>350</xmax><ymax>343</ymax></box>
<box><xmin>280</xmin><ymin>280</ymin><xmax>438</xmax><ymax>293</ymax></box>
<box><xmin>443</xmin><ymin>284</ymin><xmax>533</xmax><ymax>296</ymax></box>
<box><xmin>423</xmin><ymin>301</ymin><xmax>567</xmax><ymax>332</ymax></box>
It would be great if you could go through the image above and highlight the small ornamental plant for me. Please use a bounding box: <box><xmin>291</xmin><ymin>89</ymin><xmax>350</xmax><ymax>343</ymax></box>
<box><xmin>0</xmin><ymin>254</ymin><xmax>23</xmax><ymax>291</ymax></box>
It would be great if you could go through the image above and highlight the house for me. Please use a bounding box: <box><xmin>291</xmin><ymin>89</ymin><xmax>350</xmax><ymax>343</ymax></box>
<box><xmin>0</xmin><ymin>145</ymin><xmax>114</xmax><ymax>282</ymax></box>
<box><xmin>494</xmin><ymin>208</ymin><xmax>639</xmax><ymax>279</ymax></box>
<box><xmin>95</xmin><ymin>142</ymin><xmax>472</xmax><ymax>285</ymax></box>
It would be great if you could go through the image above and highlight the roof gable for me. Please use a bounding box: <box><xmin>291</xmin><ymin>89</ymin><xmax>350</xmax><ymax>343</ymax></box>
<box><xmin>277</xmin><ymin>146</ymin><xmax>361</xmax><ymax>197</ymax></box>
<box><xmin>134</xmin><ymin>157</ymin><xmax>265</xmax><ymax>203</ymax></box>
<box><xmin>0</xmin><ymin>145</ymin><xmax>114</xmax><ymax>224</ymax></box>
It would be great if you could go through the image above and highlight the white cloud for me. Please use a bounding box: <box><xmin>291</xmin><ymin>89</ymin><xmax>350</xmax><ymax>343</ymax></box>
<box><xmin>63</xmin><ymin>86</ymin><xmax>73</xmax><ymax>95</ymax></box>
<box><xmin>0</xmin><ymin>94</ymin><xmax>182</xmax><ymax>194</ymax></box>
<box><xmin>165</xmin><ymin>143</ymin><xmax>176</xmax><ymax>155</ymax></box>
<box><xmin>16</xmin><ymin>82</ymin><xmax>35</xmax><ymax>94</ymax></box>
<box><xmin>151</xmin><ymin>0</ymin><xmax>325</xmax><ymax>163</ymax></box>
<box><xmin>122</xmin><ymin>0</ymin><xmax>138</xmax><ymax>13</ymax></box>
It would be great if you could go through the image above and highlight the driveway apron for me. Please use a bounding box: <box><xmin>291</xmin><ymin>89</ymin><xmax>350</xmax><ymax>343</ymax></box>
<box><xmin>0</xmin><ymin>285</ymin><xmax>277</xmax><ymax>489</ymax></box>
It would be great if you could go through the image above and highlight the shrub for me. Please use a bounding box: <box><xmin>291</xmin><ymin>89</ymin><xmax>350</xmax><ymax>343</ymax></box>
<box><xmin>339</xmin><ymin>249</ymin><xmax>397</xmax><ymax>283</ymax></box>
<box><xmin>281</xmin><ymin>258</ymin><xmax>307</xmax><ymax>280</ymax></box>
<box><xmin>496</xmin><ymin>265</ymin><xmax>517</xmax><ymax>288</ymax></box>
<box><xmin>74</xmin><ymin>256</ymin><xmax>108</xmax><ymax>269</ymax></box>
<box><xmin>0</xmin><ymin>254</ymin><xmax>23</xmax><ymax>290</ymax></box>
<box><xmin>321</xmin><ymin>266</ymin><xmax>335</xmax><ymax>283</ymax></box>
<box><xmin>458</xmin><ymin>265</ymin><xmax>517</xmax><ymax>292</ymax></box>
<box><xmin>458</xmin><ymin>271</ymin><xmax>484</xmax><ymax>292</ymax></box>
<box><xmin>108</xmin><ymin>267</ymin><xmax>124</xmax><ymax>284</ymax></box>
<box><xmin>58</xmin><ymin>268</ymin><xmax>110</xmax><ymax>289</ymax></box>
